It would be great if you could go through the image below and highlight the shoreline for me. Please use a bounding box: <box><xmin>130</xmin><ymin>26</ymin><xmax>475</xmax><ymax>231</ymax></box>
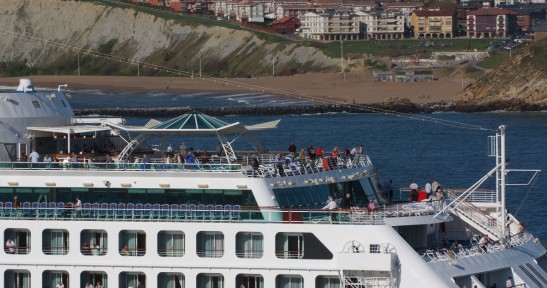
<box><xmin>0</xmin><ymin>72</ymin><xmax>470</xmax><ymax>105</ymax></box>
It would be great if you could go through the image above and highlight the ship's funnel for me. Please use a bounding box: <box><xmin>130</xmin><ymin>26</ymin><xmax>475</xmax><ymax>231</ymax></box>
<box><xmin>16</xmin><ymin>79</ymin><xmax>35</xmax><ymax>92</ymax></box>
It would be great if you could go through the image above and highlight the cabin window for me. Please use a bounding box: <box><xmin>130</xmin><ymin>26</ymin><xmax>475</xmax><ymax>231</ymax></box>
<box><xmin>4</xmin><ymin>270</ymin><xmax>30</xmax><ymax>288</ymax></box>
<box><xmin>197</xmin><ymin>231</ymin><xmax>224</xmax><ymax>258</ymax></box>
<box><xmin>31</xmin><ymin>100</ymin><xmax>41</xmax><ymax>108</ymax></box>
<box><xmin>316</xmin><ymin>276</ymin><xmax>341</xmax><ymax>288</ymax></box>
<box><xmin>197</xmin><ymin>273</ymin><xmax>223</xmax><ymax>288</ymax></box>
<box><xmin>236</xmin><ymin>274</ymin><xmax>264</xmax><ymax>288</ymax></box>
<box><xmin>276</xmin><ymin>233</ymin><xmax>304</xmax><ymax>259</ymax></box>
<box><xmin>81</xmin><ymin>271</ymin><xmax>108</xmax><ymax>288</ymax></box>
<box><xmin>236</xmin><ymin>232</ymin><xmax>263</xmax><ymax>258</ymax></box>
<box><xmin>276</xmin><ymin>275</ymin><xmax>303</xmax><ymax>288</ymax></box>
<box><xmin>158</xmin><ymin>272</ymin><xmax>184</xmax><ymax>288</ymax></box>
<box><xmin>158</xmin><ymin>231</ymin><xmax>185</xmax><ymax>257</ymax></box>
<box><xmin>42</xmin><ymin>229</ymin><xmax>69</xmax><ymax>255</ymax></box>
<box><xmin>81</xmin><ymin>230</ymin><xmax>107</xmax><ymax>256</ymax></box>
<box><xmin>119</xmin><ymin>230</ymin><xmax>146</xmax><ymax>256</ymax></box>
<box><xmin>43</xmin><ymin>271</ymin><xmax>69</xmax><ymax>288</ymax></box>
<box><xmin>119</xmin><ymin>272</ymin><xmax>145</xmax><ymax>288</ymax></box>
<box><xmin>4</xmin><ymin>228</ymin><xmax>31</xmax><ymax>254</ymax></box>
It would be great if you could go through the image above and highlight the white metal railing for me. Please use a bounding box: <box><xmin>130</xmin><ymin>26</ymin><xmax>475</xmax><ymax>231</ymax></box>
<box><xmin>447</xmin><ymin>188</ymin><xmax>497</xmax><ymax>203</ymax></box>
<box><xmin>446</xmin><ymin>191</ymin><xmax>501</xmax><ymax>237</ymax></box>
<box><xmin>423</xmin><ymin>231</ymin><xmax>534</xmax><ymax>263</ymax></box>
<box><xmin>0</xmin><ymin>153</ymin><xmax>373</xmax><ymax>178</ymax></box>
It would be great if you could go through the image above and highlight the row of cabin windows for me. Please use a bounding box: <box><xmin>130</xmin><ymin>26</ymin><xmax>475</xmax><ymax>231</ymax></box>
<box><xmin>3</xmin><ymin>229</ymin><xmax>342</xmax><ymax>260</ymax></box>
<box><xmin>30</xmin><ymin>98</ymin><xmax>67</xmax><ymax>109</ymax></box>
<box><xmin>5</xmin><ymin>270</ymin><xmax>341</xmax><ymax>288</ymax></box>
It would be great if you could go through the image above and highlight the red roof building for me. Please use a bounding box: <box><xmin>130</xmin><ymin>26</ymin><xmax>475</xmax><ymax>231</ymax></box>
<box><xmin>267</xmin><ymin>16</ymin><xmax>301</xmax><ymax>34</ymax></box>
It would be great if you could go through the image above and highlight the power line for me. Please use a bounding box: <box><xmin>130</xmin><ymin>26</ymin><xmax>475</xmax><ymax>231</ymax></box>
<box><xmin>0</xmin><ymin>28</ymin><xmax>495</xmax><ymax>132</ymax></box>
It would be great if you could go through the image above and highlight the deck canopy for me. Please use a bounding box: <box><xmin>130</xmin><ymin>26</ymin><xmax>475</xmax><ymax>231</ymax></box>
<box><xmin>105</xmin><ymin>111</ymin><xmax>280</xmax><ymax>163</ymax></box>
<box><xmin>105</xmin><ymin>111</ymin><xmax>279</xmax><ymax>135</ymax></box>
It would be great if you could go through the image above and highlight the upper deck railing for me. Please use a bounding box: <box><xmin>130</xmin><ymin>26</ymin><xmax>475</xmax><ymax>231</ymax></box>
<box><xmin>0</xmin><ymin>199</ymin><xmax>443</xmax><ymax>225</ymax></box>
<box><xmin>0</xmin><ymin>153</ymin><xmax>373</xmax><ymax>178</ymax></box>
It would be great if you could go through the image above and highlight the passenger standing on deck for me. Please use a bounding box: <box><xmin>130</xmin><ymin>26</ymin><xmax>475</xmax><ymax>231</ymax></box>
<box><xmin>425</xmin><ymin>181</ymin><xmax>432</xmax><ymax>198</ymax></box>
<box><xmin>506</xmin><ymin>277</ymin><xmax>513</xmax><ymax>288</ymax></box>
<box><xmin>307</xmin><ymin>146</ymin><xmax>315</xmax><ymax>160</ymax></box>
<box><xmin>387</xmin><ymin>179</ymin><xmax>394</xmax><ymax>204</ymax></box>
<box><xmin>409</xmin><ymin>180</ymin><xmax>419</xmax><ymax>202</ymax></box>
<box><xmin>341</xmin><ymin>193</ymin><xmax>352</xmax><ymax>210</ymax></box>
<box><xmin>13</xmin><ymin>195</ymin><xmax>20</xmax><ymax>208</ymax></box>
<box><xmin>298</xmin><ymin>148</ymin><xmax>305</xmax><ymax>162</ymax></box>
<box><xmin>322</xmin><ymin>196</ymin><xmax>337</xmax><ymax>210</ymax></box>
<box><xmin>432</xmin><ymin>179</ymin><xmax>439</xmax><ymax>194</ymax></box>
<box><xmin>44</xmin><ymin>154</ymin><xmax>52</xmax><ymax>169</ymax></box>
<box><xmin>288</xmin><ymin>142</ymin><xmax>296</xmax><ymax>157</ymax></box>
<box><xmin>167</xmin><ymin>144</ymin><xmax>173</xmax><ymax>154</ymax></box>
<box><xmin>316</xmin><ymin>147</ymin><xmax>323</xmax><ymax>159</ymax></box>
<box><xmin>179</xmin><ymin>142</ymin><xmax>186</xmax><ymax>153</ymax></box>
<box><xmin>29</xmin><ymin>149</ymin><xmax>40</xmax><ymax>163</ymax></box>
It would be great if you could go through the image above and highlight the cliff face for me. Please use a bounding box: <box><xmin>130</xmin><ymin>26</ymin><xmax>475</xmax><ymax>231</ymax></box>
<box><xmin>461</xmin><ymin>38</ymin><xmax>547</xmax><ymax>107</ymax></box>
<box><xmin>0</xmin><ymin>0</ymin><xmax>337</xmax><ymax>76</ymax></box>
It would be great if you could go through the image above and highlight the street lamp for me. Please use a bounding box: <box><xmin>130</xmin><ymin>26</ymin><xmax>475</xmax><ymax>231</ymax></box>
<box><xmin>340</xmin><ymin>37</ymin><xmax>345</xmax><ymax>81</ymax></box>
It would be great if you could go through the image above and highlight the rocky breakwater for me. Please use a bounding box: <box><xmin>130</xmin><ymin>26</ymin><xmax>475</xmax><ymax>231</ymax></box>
<box><xmin>74</xmin><ymin>98</ymin><xmax>457</xmax><ymax>117</ymax></box>
<box><xmin>457</xmin><ymin>38</ymin><xmax>547</xmax><ymax>112</ymax></box>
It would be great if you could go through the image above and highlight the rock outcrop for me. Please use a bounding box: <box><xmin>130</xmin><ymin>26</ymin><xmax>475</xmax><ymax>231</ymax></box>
<box><xmin>0</xmin><ymin>0</ymin><xmax>338</xmax><ymax>76</ymax></box>
<box><xmin>459</xmin><ymin>37</ymin><xmax>547</xmax><ymax>110</ymax></box>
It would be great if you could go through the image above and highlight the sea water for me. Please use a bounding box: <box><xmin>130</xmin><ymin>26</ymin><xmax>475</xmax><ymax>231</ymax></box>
<box><xmin>71</xmin><ymin>90</ymin><xmax>547</xmax><ymax>243</ymax></box>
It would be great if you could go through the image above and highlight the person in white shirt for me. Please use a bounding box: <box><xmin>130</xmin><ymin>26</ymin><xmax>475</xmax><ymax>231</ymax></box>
<box><xmin>55</xmin><ymin>281</ymin><xmax>64</xmax><ymax>288</ymax></box>
<box><xmin>425</xmin><ymin>181</ymin><xmax>432</xmax><ymax>197</ymax></box>
<box><xmin>506</xmin><ymin>276</ymin><xmax>513</xmax><ymax>288</ymax></box>
<box><xmin>29</xmin><ymin>149</ymin><xmax>40</xmax><ymax>163</ymax></box>
<box><xmin>6</xmin><ymin>238</ymin><xmax>16</xmax><ymax>254</ymax></box>
<box><xmin>322</xmin><ymin>196</ymin><xmax>337</xmax><ymax>210</ymax></box>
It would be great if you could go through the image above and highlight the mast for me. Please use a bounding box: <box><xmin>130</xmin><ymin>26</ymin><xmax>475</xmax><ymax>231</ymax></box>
<box><xmin>499</xmin><ymin>125</ymin><xmax>507</xmax><ymax>241</ymax></box>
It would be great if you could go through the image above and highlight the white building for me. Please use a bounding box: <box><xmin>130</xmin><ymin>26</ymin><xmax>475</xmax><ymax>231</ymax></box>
<box><xmin>354</xmin><ymin>8</ymin><xmax>405</xmax><ymax>40</ymax></box>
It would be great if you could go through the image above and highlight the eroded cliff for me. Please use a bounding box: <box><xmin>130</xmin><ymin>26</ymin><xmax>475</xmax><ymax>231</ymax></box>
<box><xmin>0</xmin><ymin>0</ymin><xmax>337</xmax><ymax>76</ymax></box>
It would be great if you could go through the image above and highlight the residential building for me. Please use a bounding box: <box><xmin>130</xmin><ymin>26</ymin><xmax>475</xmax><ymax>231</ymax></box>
<box><xmin>467</xmin><ymin>8</ymin><xmax>517</xmax><ymax>38</ymax></box>
<box><xmin>383</xmin><ymin>2</ymin><xmax>424</xmax><ymax>28</ymax></box>
<box><xmin>300</xmin><ymin>10</ymin><xmax>361</xmax><ymax>40</ymax></box>
<box><xmin>410</xmin><ymin>9</ymin><xmax>457</xmax><ymax>38</ymax></box>
<box><xmin>355</xmin><ymin>8</ymin><xmax>405</xmax><ymax>40</ymax></box>
<box><xmin>267</xmin><ymin>16</ymin><xmax>302</xmax><ymax>33</ymax></box>
<box><xmin>215</xmin><ymin>1</ymin><xmax>264</xmax><ymax>22</ymax></box>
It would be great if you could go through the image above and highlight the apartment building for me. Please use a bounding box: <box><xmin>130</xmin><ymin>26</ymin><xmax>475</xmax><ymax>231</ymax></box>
<box><xmin>467</xmin><ymin>8</ymin><xmax>517</xmax><ymax>38</ymax></box>
<box><xmin>410</xmin><ymin>9</ymin><xmax>457</xmax><ymax>38</ymax></box>
<box><xmin>354</xmin><ymin>8</ymin><xmax>405</xmax><ymax>40</ymax></box>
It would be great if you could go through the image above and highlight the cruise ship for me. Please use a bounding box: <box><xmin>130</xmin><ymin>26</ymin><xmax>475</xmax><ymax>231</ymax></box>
<box><xmin>0</xmin><ymin>79</ymin><xmax>545</xmax><ymax>288</ymax></box>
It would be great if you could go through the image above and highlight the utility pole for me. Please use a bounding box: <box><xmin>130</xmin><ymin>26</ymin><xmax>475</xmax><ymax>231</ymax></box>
<box><xmin>199</xmin><ymin>53</ymin><xmax>202</xmax><ymax>78</ymax></box>
<box><xmin>77</xmin><ymin>52</ymin><xmax>80</xmax><ymax>76</ymax></box>
<box><xmin>137</xmin><ymin>59</ymin><xmax>140</xmax><ymax>77</ymax></box>
<box><xmin>340</xmin><ymin>37</ymin><xmax>345</xmax><ymax>81</ymax></box>
<box><xmin>272</xmin><ymin>54</ymin><xmax>275</xmax><ymax>77</ymax></box>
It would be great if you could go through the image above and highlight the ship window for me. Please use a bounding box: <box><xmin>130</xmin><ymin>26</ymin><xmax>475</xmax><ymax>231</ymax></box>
<box><xmin>276</xmin><ymin>233</ymin><xmax>332</xmax><ymax>260</ymax></box>
<box><xmin>197</xmin><ymin>231</ymin><xmax>224</xmax><ymax>258</ymax></box>
<box><xmin>81</xmin><ymin>271</ymin><xmax>108</xmax><ymax>288</ymax></box>
<box><xmin>197</xmin><ymin>273</ymin><xmax>223</xmax><ymax>288</ymax></box>
<box><xmin>316</xmin><ymin>276</ymin><xmax>341</xmax><ymax>288</ymax></box>
<box><xmin>236</xmin><ymin>274</ymin><xmax>264</xmax><ymax>288</ymax></box>
<box><xmin>370</xmin><ymin>244</ymin><xmax>381</xmax><ymax>253</ymax></box>
<box><xmin>61</xmin><ymin>99</ymin><xmax>67</xmax><ymax>107</ymax></box>
<box><xmin>4</xmin><ymin>228</ymin><xmax>31</xmax><ymax>255</ymax></box>
<box><xmin>119</xmin><ymin>230</ymin><xmax>146</xmax><ymax>256</ymax></box>
<box><xmin>81</xmin><ymin>230</ymin><xmax>107</xmax><ymax>256</ymax></box>
<box><xmin>42</xmin><ymin>229</ymin><xmax>69</xmax><ymax>255</ymax></box>
<box><xmin>119</xmin><ymin>272</ymin><xmax>146</xmax><ymax>288</ymax></box>
<box><xmin>31</xmin><ymin>100</ymin><xmax>41</xmax><ymax>108</ymax></box>
<box><xmin>158</xmin><ymin>231</ymin><xmax>185</xmax><ymax>257</ymax></box>
<box><xmin>276</xmin><ymin>275</ymin><xmax>303</xmax><ymax>288</ymax></box>
<box><xmin>236</xmin><ymin>232</ymin><xmax>263</xmax><ymax>258</ymax></box>
<box><xmin>4</xmin><ymin>269</ymin><xmax>30</xmax><ymax>288</ymax></box>
<box><xmin>276</xmin><ymin>233</ymin><xmax>303</xmax><ymax>259</ymax></box>
<box><xmin>158</xmin><ymin>272</ymin><xmax>184</xmax><ymax>288</ymax></box>
<box><xmin>43</xmin><ymin>270</ymin><xmax>69</xmax><ymax>288</ymax></box>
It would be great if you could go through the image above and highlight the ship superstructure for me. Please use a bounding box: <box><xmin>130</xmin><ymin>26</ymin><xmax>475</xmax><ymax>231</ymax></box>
<box><xmin>0</xmin><ymin>79</ymin><xmax>545</xmax><ymax>288</ymax></box>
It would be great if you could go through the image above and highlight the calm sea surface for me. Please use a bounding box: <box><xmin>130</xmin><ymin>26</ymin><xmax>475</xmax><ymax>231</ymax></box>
<box><xmin>70</xmin><ymin>90</ymin><xmax>547</xmax><ymax>243</ymax></box>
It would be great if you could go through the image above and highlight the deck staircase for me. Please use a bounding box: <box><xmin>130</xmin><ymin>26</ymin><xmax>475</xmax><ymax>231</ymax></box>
<box><xmin>446</xmin><ymin>191</ymin><xmax>502</xmax><ymax>241</ymax></box>
<box><xmin>514</xmin><ymin>262</ymin><xmax>547</xmax><ymax>288</ymax></box>
<box><xmin>118</xmin><ymin>134</ymin><xmax>148</xmax><ymax>162</ymax></box>
<box><xmin>218</xmin><ymin>134</ymin><xmax>237</xmax><ymax>163</ymax></box>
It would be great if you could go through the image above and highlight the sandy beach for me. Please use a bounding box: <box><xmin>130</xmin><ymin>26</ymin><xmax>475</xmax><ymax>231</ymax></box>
<box><xmin>0</xmin><ymin>71</ymin><xmax>470</xmax><ymax>104</ymax></box>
